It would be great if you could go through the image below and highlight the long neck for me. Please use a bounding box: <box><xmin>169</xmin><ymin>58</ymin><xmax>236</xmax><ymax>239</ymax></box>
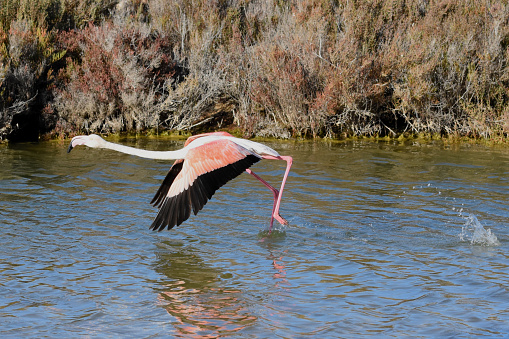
<box><xmin>102</xmin><ymin>140</ymin><xmax>188</xmax><ymax>160</ymax></box>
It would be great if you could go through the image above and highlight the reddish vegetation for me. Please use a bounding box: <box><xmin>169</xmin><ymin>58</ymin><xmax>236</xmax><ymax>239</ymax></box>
<box><xmin>1</xmin><ymin>0</ymin><xmax>508</xmax><ymax>141</ymax></box>
<box><xmin>53</xmin><ymin>22</ymin><xmax>179</xmax><ymax>134</ymax></box>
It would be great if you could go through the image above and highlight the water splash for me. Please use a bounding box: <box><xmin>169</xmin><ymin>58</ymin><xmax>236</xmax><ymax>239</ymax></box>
<box><xmin>459</xmin><ymin>214</ymin><xmax>500</xmax><ymax>246</ymax></box>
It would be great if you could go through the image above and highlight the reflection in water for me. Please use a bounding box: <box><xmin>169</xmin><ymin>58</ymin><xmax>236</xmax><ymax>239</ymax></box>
<box><xmin>153</xmin><ymin>241</ymin><xmax>256</xmax><ymax>337</ymax></box>
<box><xmin>263</xmin><ymin>241</ymin><xmax>290</xmax><ymax>289</ymax></box>
<box><xmin>271</xmin><ymin>253</ymin><xmax>289</xmax><ymax>287</ymax></box>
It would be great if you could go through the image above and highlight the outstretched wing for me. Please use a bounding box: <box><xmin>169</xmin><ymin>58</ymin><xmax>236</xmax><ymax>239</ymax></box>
<box><xmin>150</xmin><ymin>132</ymin><xmax>234</xmax><ymax>208</ymax></box>
<box><xmin>150</xmin><ymin>139</ymin><xmax>260</xmax><ymax>231</ymax></box>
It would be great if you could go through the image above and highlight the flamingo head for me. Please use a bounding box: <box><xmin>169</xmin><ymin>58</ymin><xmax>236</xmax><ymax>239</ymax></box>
<box><xmin>67</xmin><ymin>134</ymin><xmax>106</xmax><ymax>153</ymax></box>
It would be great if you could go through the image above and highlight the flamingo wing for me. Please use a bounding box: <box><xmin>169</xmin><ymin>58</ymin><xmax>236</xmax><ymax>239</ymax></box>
<box><xmin>150</xmin><ymin>139</ymin><xmax>260</xmax><ymax>231</ymax></box>
<box><xmin>150</xmin><ymin>132</ymin><xmax>234</xmax><ymax>208</ymax></box>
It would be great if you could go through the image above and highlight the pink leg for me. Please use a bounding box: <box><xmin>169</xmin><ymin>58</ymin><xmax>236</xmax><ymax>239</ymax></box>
<box><xmin>267</xmin><ymin>155</ymin><xmax>293</xmax><ymax>229</ymax></box>
<box><xmin>246</xmin><ymin>169</ymin><xmax>280</xmax><ymax>229</ymax></box>
<box><xmin>246</xmin><ymin>155</ymin><xmax>293</xmax><ymax>233</ymax></box>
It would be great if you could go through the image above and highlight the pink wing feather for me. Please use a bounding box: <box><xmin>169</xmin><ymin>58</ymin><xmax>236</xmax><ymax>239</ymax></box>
<box><xmin>183</xmin><ymin>131</ymin><xmax>234</xmax><ymax>147</ymax></box>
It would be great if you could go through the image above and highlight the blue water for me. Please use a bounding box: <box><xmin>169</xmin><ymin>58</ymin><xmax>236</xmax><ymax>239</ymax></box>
<box><xmin>1</xmin><ymin>138</ymin><xmax>508</xmax><ymax>337</ymax></box>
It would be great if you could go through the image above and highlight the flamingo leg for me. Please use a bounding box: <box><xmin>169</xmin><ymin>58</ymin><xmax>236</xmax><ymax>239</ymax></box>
<box><xmin>246</xmin><ymin>155</ymin><xmax>293</xmax><ymax>233</ymax></box>
<box><xmin>245</xmin><ymin>169</ymin><xmax>280</xmax><ymax>230</ymax></box>
<box><xmin>268</xmin><ymin>155</ymin><xmax>293</xmax><ymax>229</ymax></box>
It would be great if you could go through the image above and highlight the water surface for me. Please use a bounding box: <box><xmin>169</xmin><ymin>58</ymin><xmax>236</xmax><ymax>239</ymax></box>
<box><xmin>1</xmin><ymin>138</ymin><xmax>508</xmax><ymax>337</ymax></box>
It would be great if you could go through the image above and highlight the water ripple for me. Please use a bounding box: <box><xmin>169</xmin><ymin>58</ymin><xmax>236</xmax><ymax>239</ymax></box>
<box><xmin>0</xmin><ymin>140</ymin><xmax>508</xmax><ymax>337</ymax></box>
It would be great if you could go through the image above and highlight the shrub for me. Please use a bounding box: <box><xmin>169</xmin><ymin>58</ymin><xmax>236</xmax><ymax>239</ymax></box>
<box><xmin>2</xmin><ymin>0</ymin><xmax>509</xmax><ymax>140</ymax></box>
<box><xmin>0</xmin><ymin>19</ymin><xmax>64</xmax><ymax>140</ymax></box>
<box><xmin>52</xmin><ymin>18</ymin><xmax>181</xmax><ymax>135</ymax></box>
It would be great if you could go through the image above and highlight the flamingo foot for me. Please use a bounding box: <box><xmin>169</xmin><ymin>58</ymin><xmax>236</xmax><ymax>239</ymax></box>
<box><xmin>274</xmin><ymin>214</ymin><xmax>288</xmax><ymax>226</ymax></box>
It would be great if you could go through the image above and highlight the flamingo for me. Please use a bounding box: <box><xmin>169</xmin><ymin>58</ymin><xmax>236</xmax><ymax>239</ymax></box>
<box><xmin>67</xmin><ymin>132</ymin><xmax>293</xmax><ymax>233</ymax></box>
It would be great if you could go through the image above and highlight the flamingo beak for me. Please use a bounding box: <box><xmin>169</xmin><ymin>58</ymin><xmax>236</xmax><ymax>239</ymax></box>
<box><xmin>67</xmin><ymin>142</ymin><xmax>74</xmax><ymax>153</ymax></box>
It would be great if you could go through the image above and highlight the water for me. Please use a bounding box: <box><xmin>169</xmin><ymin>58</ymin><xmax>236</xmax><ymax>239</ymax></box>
<box><xmin>1</xmin><ymin>137</ymin><xmax>508</xmax><ymax>337</ymax></box>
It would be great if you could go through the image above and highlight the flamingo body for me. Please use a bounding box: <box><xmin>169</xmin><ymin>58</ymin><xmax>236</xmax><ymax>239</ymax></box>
<box><xmin>68</xmin><ymin>132</ymin><xmax>292</xmax><ymax>232</ymax></box>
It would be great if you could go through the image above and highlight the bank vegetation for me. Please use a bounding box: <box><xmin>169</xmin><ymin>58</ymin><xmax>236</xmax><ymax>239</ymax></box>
<box><xmin>1</xmin><ymin>0</ymin><xmax>509</xmax><ymax>141</ymax></box>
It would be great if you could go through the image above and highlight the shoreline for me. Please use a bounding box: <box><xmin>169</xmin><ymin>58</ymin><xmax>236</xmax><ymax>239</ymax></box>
<box><xmin>26</xmin><ymin>128</ymin><xmax>509</xmax><ymax>148</ymax></box>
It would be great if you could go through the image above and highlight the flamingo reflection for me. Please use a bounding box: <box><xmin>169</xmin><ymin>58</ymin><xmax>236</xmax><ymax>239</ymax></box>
<box><xmin>271</xmin><ymin>251</ymin><xmax>290</xmax><ymax>288</ymax></box>
<box><xmin>154</xmin><ymin>242</ymin><xmax>256</xmax><ymax>337</ymax></box>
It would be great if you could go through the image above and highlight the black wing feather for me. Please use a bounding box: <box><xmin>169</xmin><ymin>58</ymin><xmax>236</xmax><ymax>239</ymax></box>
<box><xmin>151</xmin><ymin>160</ymin><xmax>184</xmax><ymax>208</ymax></box>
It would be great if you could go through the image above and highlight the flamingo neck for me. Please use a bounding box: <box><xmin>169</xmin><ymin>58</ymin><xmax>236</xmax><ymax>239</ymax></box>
<box><xmin>102</xmin><ymin>140</ymin><xmax>188</xmax><ymax>160</ymax></box>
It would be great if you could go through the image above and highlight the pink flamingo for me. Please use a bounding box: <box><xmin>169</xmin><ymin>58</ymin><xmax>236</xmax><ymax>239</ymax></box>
<box><xmin>68</xmin><ymin>132</ymin><xmax>292</xmax><ymax>233</ymax></box>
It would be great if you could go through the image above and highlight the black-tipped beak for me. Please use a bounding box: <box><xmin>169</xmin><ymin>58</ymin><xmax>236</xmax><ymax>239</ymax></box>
<box><xmin>67</xmin><ymin>142</ymin><xmax>74</xmax><ymax>153</ymax></box>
